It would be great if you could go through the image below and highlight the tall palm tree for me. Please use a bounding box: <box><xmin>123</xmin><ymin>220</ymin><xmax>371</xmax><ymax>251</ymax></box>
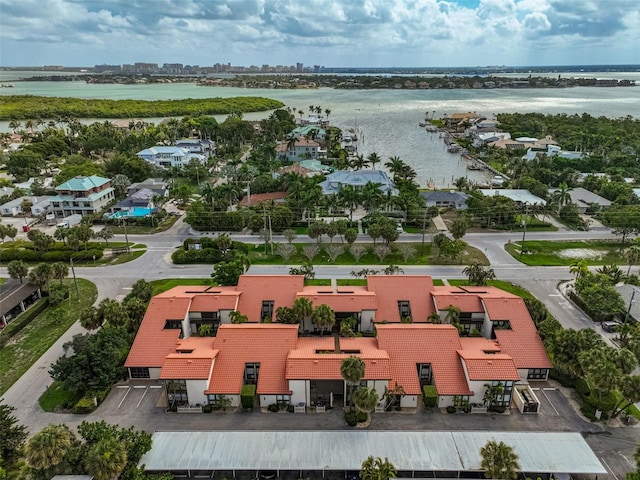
<box><xmin>444</xmin><ymin>305</ymin><xmax>461</xmax><ymax>325</ymax></box>
<box><xmin>84</xmin><ymin>438</ymin><xmax>128</xmax><ymax>480</ymax></box>
<box><xmin>360</xmin><ymin>456</ymin><xmax>397</xmax><ymax>480</ymax></box>
<box><xmin>569</xmin><ymin>259</ymin><xmax>589</xmax><ymax>280</ymax></box>
<box><xmin>312</xmin><ymin>304</ymin><xmax>335</xmax><ymax>334</ymax></box>
<box><xmin>25</xmin><ymin>424</ymin><xmax>75</xmax><ymax>470</ymax></box>
<box><xmin>626</xmin><ymin>242</ymin><xmax>640</xmax><ymax>275</ymax></box>
<box><xmin>352</xmin><ymin>386</ymin><xmax>379</xmax><ymax>423</ymax></box>
<box><xmin>351</xmin><ymin>154</ymin><xmax>369</xmax><ymax>170</ymax></box>
<box><xmin>341</xmin><ymin>356</ymin><xmax>365</xmax><ymax>408</ymax></box>
<box><xmin>367</xmin><ymin>152</ymin><xmax>381</xmax><ymax>170</ymax></box>
<box><xmin>293</xmin><ymin>297</ymin><xmax>313</xmax><ymax>326</ymax></box>
<box><xmin>361</xmin><ymin>182</ymin><xmax>384</xmax><ymax>213</ymax></box>
<box><xmin>51</xmin><ymin>262</ymin><xmax>69</xmax><ymax>284</ymax></box>
<box><xmin>553</xmin><ymin>182</ymin><xmax>573</xmax><ymax>215</ymax></box>
<box><xmin>337</xmin><ymin>185</ymin><xmax>361</xmax><ymax>221</ymax></box>
<box><xmin>480</xmin><ymin>440</ymin><xmax>520</xmax><ymax>480</ymax></box>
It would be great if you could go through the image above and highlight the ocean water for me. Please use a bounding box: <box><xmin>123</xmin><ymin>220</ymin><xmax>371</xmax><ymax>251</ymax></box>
<box><xmin>2</xmin><ymin>72</ymin><xmax>639</xmax><ymax>188</ymax></box>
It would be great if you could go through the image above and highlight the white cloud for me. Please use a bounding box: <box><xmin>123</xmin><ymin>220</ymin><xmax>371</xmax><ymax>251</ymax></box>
<box><xmin>0</xmin><ymin>0</ymin><xmax>635</xmax><ymax>66</ymax></box>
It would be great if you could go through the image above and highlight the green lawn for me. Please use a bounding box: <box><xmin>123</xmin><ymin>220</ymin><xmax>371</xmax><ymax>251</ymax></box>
<box><xmin>0</xmin><ymin>278</ymin><xmax>98</xmax><ymax>396</ymax></box>
<box><xmin>432</xmin><ymin>279</ymin><xmax>445</xmax><ymax>286</ymax></box>
<box><xmin>39</xmin><ymin>381</ymin><xmax>78</xmax><ymax>412</ymax></box>
<box><xmin>505</xmin><ymin>240</ymin><xmax>628</xmax><ymax>266</ymax></box>
<box><xmin>149</xmin><ymin>278</ymin><xmax>212</xmax><ymax>296</ymax></box>
<box><xmin>110</xmin><ymin>215</ymin><xmax>180</xmax><ymax>235</ymax></box>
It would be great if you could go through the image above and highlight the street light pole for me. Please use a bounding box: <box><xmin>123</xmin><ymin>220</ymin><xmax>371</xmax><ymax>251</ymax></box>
<box><xmin>521</xmin><ymin>220</ymin><xmax>527</xmax><ymax>255</ymax></box>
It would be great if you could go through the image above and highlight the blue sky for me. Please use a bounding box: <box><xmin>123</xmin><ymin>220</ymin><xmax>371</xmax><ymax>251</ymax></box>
<box><xmin>0</xmin><ymin>0</ymin><xmax>637</xmax><ymax>68</ymax></box>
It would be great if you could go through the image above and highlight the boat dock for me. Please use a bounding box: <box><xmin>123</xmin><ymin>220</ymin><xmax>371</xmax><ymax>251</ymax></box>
<box><xmin>462</xmin><ymin>154</ymin><xmax>510</xmax><ymax>180</ymax></box>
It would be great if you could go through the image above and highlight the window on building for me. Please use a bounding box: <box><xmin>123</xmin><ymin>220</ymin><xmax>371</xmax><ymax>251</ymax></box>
<box><xmin>129</xmin><ymin>367</ymin><xmax>150</xmax><ymax>379</ymax></box>
<box><xmin>261</xmin><ymin>300</ymin><xmax>274</xmax><ymax>322</ymax></box>
<box><xmin>527</xmin><ymin>368</ymin><xmax>548</xmax><ymax>380</ymax></box>
<box><xmin>397</xmin><ymin>300</ymin><xmax>412</xmax><ymax>319</ymax></box>
<box><xmin>417</xmin><ymin>363</ymin><xmax>432</xmax><ymax>385</ymax></box>
<box><xmin>491</xmin><ymin>380</ymin><xmax>514</xmax><ymax>407</ymax></box>
<box><xmin>493</xmin><ymin>320</ymin><xmax>512</xmax><ymax>330</ymax></box>
<box><xmin>166</xmin><ymin>379</ymin><xmax>188</xmax><ymax>404</ymax></box>
<box><xmin>244</xmin><ymin>363</ymin><xmax>260</xmax><ymax>384</ymax></box>
<box><xmin>164</xmin><ymin>319</ymin><xmax>182</xmax><ymax>329</ymax></box>
<box><xmin>453</xmin><ymin>395</ymin><xmax>470</xmax><ymax>408</ymax></box>
<box><xmin>276</xmin><ymin>394</ymin><xmax>290</xmax><ymax>406</ymax></box>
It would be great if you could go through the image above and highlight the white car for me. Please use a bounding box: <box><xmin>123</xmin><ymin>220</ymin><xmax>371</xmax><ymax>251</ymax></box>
<box><xmin>396</xmin><ymin>223</ymin><xmax>403</xmax><ymax>233</ymax></box>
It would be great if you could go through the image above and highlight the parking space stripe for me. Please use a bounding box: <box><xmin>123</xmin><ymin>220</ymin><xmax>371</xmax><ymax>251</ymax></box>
<box><xmin>117</xmin><ymin>387</ymin><xmax>131</xmax><ymax>409</ymax></box>
<box><xmin>137</xmin><ymin>387</ymin><xmax>149</xmax><ymax>409</ymax></box>
<box><xmin>600</xmin><ymin>457</ymin><xmax>619</xmax><ymax>480</ymax></box>
<box><xmin>541</xmin><ymin>389</ymin><xmax>560</xmax><ymax>415</ymax></box>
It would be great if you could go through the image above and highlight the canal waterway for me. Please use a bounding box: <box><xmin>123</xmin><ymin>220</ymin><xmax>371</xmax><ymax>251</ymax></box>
<box><xmin>2</xmin><ymin>71</ymin><xmax>639</xmax><ymax>188</ymax></box>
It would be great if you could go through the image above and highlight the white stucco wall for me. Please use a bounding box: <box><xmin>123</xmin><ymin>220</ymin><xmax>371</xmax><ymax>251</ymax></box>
<box><xmin>220</xmin><ymin>310</ymin><xmax>233</xmax><ymax>324</ymax></box>
<box><xmin>360</xmin><ymin>311</ymin><xmax>375</xmax><ymax>332</ymax></box>
<box><xmin>148</xmin><ymin>367</ymin><xmax>161</xmax><ymax>380</ymax></box>
<box><xmin>289</xmin><ymin>380</ymin><xmax>307</xmax><ymax>406</ymax></box>
<box><xmin>401</xmin><ymin>395</ymin><xmax>418</xmax><ymax>408</ymax></box>
<box><xmin>186</xmin><ymin>379</ymin><xmax>208</xmax><ymax>406</ymax></box>
<box><xmin>438</xmin><ymin>395</ymin><xmax>454</xmax><ymax>407</ymax></box>
<box><xmin>481</xmin><ymin>310</ymin><xmax>492</xmax><ymax>338</ymax></box>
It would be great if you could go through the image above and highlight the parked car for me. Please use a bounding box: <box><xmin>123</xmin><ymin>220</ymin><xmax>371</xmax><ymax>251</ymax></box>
<box><xmin>601</xmin><ymin>321</ymin><xmax>620</xmax><ymax>333</ymax></box>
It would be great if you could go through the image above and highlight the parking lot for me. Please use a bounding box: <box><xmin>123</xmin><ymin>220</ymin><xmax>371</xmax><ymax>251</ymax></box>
<box><xmin>99</xmin><ymin>382</ymin><xmax>165</xmax><ymax>416</ymax></box>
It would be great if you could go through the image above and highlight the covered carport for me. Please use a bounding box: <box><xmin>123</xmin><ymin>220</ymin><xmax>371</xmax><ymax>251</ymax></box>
<box><xmin>139</xmin><ymin>431</ymin><xmax>607</xmax><ymax>478</ymax></box>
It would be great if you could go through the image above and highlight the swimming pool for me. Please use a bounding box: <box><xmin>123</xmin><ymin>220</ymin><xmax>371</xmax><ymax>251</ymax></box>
<box><xmin>109</xmin><ymin>207</ymin><xmax>154</xmax><ymax>219</ymax></box>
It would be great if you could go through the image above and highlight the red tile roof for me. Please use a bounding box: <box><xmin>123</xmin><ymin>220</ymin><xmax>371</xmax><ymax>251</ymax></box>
<box><xmin>367</xmin><ymin>275</ymin><xmax>436</xmax><ymax>322</ymax></box>
<box><xmin>159</xmin><ymin>337</ymin><xmax>218</xmax><ymax>380</ymax></box>
<box><xmin>238</xmin><ymin>192</ymin><xmax>287</xmax><ymax>207</ymax></box>
<box><xmin>376</xmin><ymin>324</ymin><xmax>472</xmax><ymax>396</ymax></box>
<box><xmin>125</xmin><ymin>296</ymin><xmax>190</xmax><ymax>368</ymax></box>
<box><xmin>236</xmin><ymin>275</ymin><xmax>304</xmax><ymax>321</ymax></box>
<box><xmin>286</xmin><ymin>337</ymin><xmax>390</xmax><ymax>380</ymax></box>
<box><xmin>206</xmin><ymin>324</ymin><xmax>299</xmax><ymax>395</ymax></box>
<box><xmin>297</xmin><ymin>286</ymin><xmax>378</xmax><ymax>312</ymax></box>
<box><xmin>458</xmin><ymin>351</ymin><xmax>520</xmax><ymax>381</ymax></box>
<box><xmin>189</xmin><ymin>291</ymin><xmax>239</xmax><ymax>312</ymax></box>
<box><xmin>484</xmin><ymin>297</ymin><xmax>552</xmax><ymax>369</ymax></box>
<box><xmin>431</xmin><ymin>286</ymin><xmax>485</xmax><ymax>312</ymax></box>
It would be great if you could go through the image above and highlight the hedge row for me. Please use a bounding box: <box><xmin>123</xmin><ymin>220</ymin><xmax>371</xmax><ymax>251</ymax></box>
<box><xmin>0</xmin><ymin>249</ymin><xmax>104</xmax><ymax>263</ymax></box>
<box><xmin>0</xmin><ymin>297</ymin><xmax>49</xmax><ymax>348</ymax></box>
<box><xmin>422</xmin><ymin>385</ymin><xmax>437</xmax><ymax>409</ymax></box>
<box><xmin>240</xmin><ymin>384</ymin><xmax>256</xmax><ymax>409</ymax></box>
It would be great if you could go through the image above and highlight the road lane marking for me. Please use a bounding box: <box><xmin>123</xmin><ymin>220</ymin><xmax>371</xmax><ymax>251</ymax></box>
<box><xmin>137</xmin><ymin>387</ymin><xmax>149</xmax><ymax>409</ymax></box>
<box><xmin>117</xmin><ymin>387</ymin><xmax>131</xmax><ymax>409</ymax></box>
<box><xmin>541</xmin><ymin>390</ymin><xmax>559</xmax><ymax>415</ymax></box>
<box><xmin>600</xmin><ymin>457</ymin><xmax>619</xmax><ymax>480</ymax></box>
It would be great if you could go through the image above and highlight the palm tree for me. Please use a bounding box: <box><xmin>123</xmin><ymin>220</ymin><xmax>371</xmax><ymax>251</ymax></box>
<box><xmin>612</xmin><ymin>374</ymin><xmax>640</xmax><ymax>417</ymax></box>
<box><xmin>341</xmin><ymin>356</ymin><xmax>365</xmax><ymax>408</ymax></box>
<box><xmin>51</xmin><ymin>262</ymin><xmax>69</xmax><ymax>284</ymax></box>
<box><xmin>79</xmin><ymin>306</ymin><xmax>102</xmax><ymax>330</ymax></box>
<box><xmin>361</xmin><ymin>182</ymin><xmax>384</xmax><ymax>213</ymax></box>
<box><xmin>293</xmin><ymin>297</ymin><xmax>313</xmax><ymax>326</ymax></box>
<box><xmin>312</xmin><ymin>304</ymin><xmax>335</xmax><ymax>334</ymax></box>
<box><xmin>462</xmin><ymin>263</ymin><xmax>496</xmax><ymax>286</ymax></box>
<box><xmin>25</xmin><ymin>424</ymin><xmax>75</xmax><ymax>470</ymax></box>
<box><xmin>444</xmin><ymin>304</ymin><xmax>461</xmax><ymax>325</ymax></box>
<box><xmin>428</xmin><ymin>311</ymin><xmax>442</xmax><ymax>324</ymax></box>
<box><xmin>385</xmin><ymin>156</ymin><xmax>405</xmax><ymax>177</ymax></box>
<box><xmin>552</xmin><ymin>182</ymin><xmax>573</xmax><ymax>215</ymax></box>
<box><xmin>360</xmin><ymin>456</ymin><xmax>397</xmax><ymax>480</ymax></box>
<box><xmin>367</xmin><ymin>152</ymin><xmax>381</xmax><ymax>170</ymax></box>
<box><xmin>352</xmin><ymin>386</ymin><xmax>379</xmax><ymax>423</ymax></box>
<box><xmin>351</xmin><ymin>154</ymin><xmax>369</xmax><ymax>170</ymax></box>
<box><xmin>324</xmin><ymin>108</ymin><xmax>331</xmax><ymax>122</ymax></box>
<box><xmin>626</xmin><ymin>242</ymin><xmax>640</xmax><ymax>275</ymax></box>
<box><xmin>569</xmin><ymin>259</ymin><xmax>589</xmax><ymax>280</ymax></box>
<box><xmin>337</xmin><ymin>185</ymin><xmax>361</xmax><ymax>221</ymax></box>
<box><xmin>480</xmin><ymin>440</ymin><xmax>520</xmax><ymax>480</ymax></box>
<box><xmin>84</xmin><ymin>438</ymin><xmax>128</xmax><ymax>480</ymax></box>
<box><xmin>7</xmin><ymin>259</ymin><xmax>28</xmax><ymax>284</ymax></box>
<box><xmin>28</xmin><ymin>263</ymin><xmax>52</xmax><ymax>289</ymax></box>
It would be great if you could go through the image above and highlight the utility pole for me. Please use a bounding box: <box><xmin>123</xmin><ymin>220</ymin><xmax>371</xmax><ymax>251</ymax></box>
<box><xmin>521</xmin><ymin>219</ymin><xmax>527</xmax><ymax>255</ymax></box>
<box><xmin>69</xmin><ymin>257</ymin><xmax>79</xmax><ymax>299</ymax></box>
<box><xmin>421</xmin><ymin>211</ymin><xmax>427</xmax><ymax>257</ymax></box>
<box><xmin>268</xmin><ymin>214</ymin><xmax>273</xmax><ymax>255</ymax></box>
<box><xmin>122</xmin><ymin>217</ymin><xmax>130</xmax><ymax>253</ymax></box>
<box><xmin>262</xmin><ymin>204</ymin><xmax>268</xmax><ymax>254</ymax></box>
<box><xmin>624</xmin><ymin>288</ymin><xmax>637</xmax><ymax>325</ymax></box>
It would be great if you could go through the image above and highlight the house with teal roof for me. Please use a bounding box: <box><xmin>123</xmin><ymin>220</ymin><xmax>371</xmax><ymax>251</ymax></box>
<box><xmin>50</xmin><ymin>175</ymin><xmax>114</xmax><ymax>217</ymax></box>
<box><xmin>292</xmin><ymin>125</ymin><xmax>326</xmax><ymax>141</ymax></box>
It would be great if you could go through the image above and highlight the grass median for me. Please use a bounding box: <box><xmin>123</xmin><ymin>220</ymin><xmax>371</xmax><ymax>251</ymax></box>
<box><xmin>0</xmin><ymin>278</ymin><xmax>98</xmax><ymax>396</ymax></box>
<box><xmin>505</xmin><ymin>240</ymin><xmax>627</xmax><ymax>266</ymax></box>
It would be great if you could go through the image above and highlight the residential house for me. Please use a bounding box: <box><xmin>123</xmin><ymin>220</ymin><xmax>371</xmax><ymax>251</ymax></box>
<box><xmin>136</xmin><ymin>146</ymin><xmax>206</xmax><ymax>168</ymax></box>
<box><xmin>421</xmin><ymin>191</ymin><xmax>469</xmax><ymax>210</ymax></box>
<box><xmin>548</xmin><ymin>187</ymin><xmax>611</xmax><ymax>213</ymax></box>
<box><xmin>111</xmin><ymin>188</ymin><xmax>156</xmax><ymax>213</ymax></box>
<box><xmin>238</xmin><ymin>191</ymin><xmax>287</xmax><ymax>207</ymax></box>
<box><xmin>291</xmin><ymin>125</ymin><xmax>326</xmax><ymax>141</ymax></box>
<box><xmin>0</xmin><ymin>195</ymin><xmax>52</xmax><ymax>217</ymax></box>
<box><xmin>479</xmin><ymin>189</ymin><xmax>546</xmax><ymax>206</ymax></box>
<box><xmin>125</xmin><ymin>275</ymin><xmax>551</xmax><ymax>411</ymax></box>
<box><xmin>488</xmin><ymin>138</ymin><xmax>527</xmax><ymax>150</ymax></box>
<box><xmin>319</xmin><ymin>170</ymin><xmax>398</xmax><ymax>196</ymax></box>
<box><xmin>276</xmin><ymin>138</ymin><xmax>323</xmax><ymax>162</ymax></box>
<box><xmin>175</xmin><ymin>139</ymin><xmax>214</xmax><ymax>157</ymax></box>
<box><xmin>277</xmin><ymin>164</ymin><xmax>318</xmax><ymax>178</ymax></box>
<box><xmin>127</xmin><ymin>178</ymin><xmax>169</xmax><ymax>198</ymax></box>
<box><xmin>50</xmin><ymin>175</ymin><xmax>114</xmax><ymax>217</ymax></box>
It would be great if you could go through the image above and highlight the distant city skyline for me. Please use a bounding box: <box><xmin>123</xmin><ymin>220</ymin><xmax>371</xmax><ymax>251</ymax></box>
<box><xmin>0</xmin><ymin>0</ymin><xmax>637</xmax><ymax>68</ymax></box>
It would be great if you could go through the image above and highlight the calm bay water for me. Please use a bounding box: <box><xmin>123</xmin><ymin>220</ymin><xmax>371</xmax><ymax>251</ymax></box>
<box><xmin>2</xmin><ymin>71</ymin><xmax>639</xmax><ymax>188</ymax></box>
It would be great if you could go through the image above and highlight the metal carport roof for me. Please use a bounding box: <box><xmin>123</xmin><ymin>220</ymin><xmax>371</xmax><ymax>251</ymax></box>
<box><xmin>139</xmin><ymin>431</ymin><xmax>606</xmax><ymax>474</ymax></box>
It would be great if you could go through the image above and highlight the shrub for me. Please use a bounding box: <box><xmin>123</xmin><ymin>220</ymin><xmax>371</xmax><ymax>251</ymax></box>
<box><xmin>0</xmin><ymin>297</ymin><xmax>48</xmax><ymax>347</ymax></box>
<box><xmin>48</xmin><ymin>283</ymin><xmax>70</xmax><ymax>306</ymax></box>
<box><xmin>73</xmin><ymin>396</ymin><xmax>96</xmax><ymax>414</ymax></box>
<box><xmin>240</xmin><ymin>384</ymin><xmax>256</xmax><ymax>409</ymax></box>
<box><xmin>356</xmin><ymin>411</ymin><xmax>368</xmax><ymax>423</ymax></box>
<box><xmin>489</xmin><ymin>406</ymin><xmax>506</xmax><ymax>414</ymax></box>
<box><xmin>344</xmin><ymin>410</ymin><xmax>358</xmax><ymax>426</ymax></box>
<box><xmin>268</xmin><ymin>403</ymin><xmax>280</xmax><ymax>413</ymax></box>
<box><xmin>446</xmin><ymin>406</ymin><xmax>456</xmax><ymax>414</ymax></box>
<box><xmin>287</xmin><ymin>404</ymin><xmax>294</xmax><ymax>413</ymax></box>
<box><xmin>202</xmin><ymin>404</ymin><xmax>213</xmax><ymax>413</ymax></box>
<box><xmin>422</xmin><ymin>385</ymin><xmax>438</xmax><ymax>409</ymax></box>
